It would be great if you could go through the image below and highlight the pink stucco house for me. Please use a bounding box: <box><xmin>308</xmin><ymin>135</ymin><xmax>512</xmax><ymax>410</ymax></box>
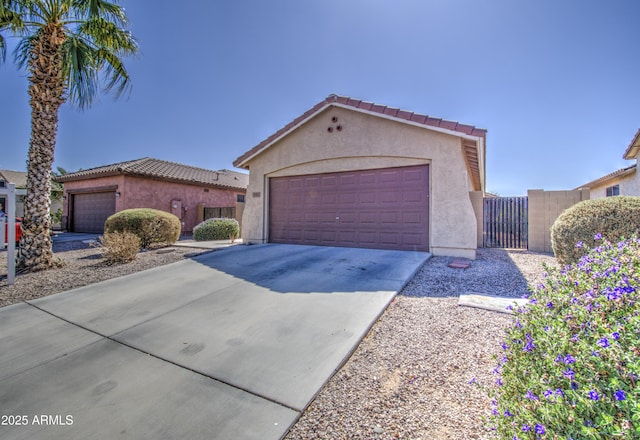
<box><xmin>55</xmin><ymin>158</ymin><xmax>248</xmax><ymax>234</ymax></box>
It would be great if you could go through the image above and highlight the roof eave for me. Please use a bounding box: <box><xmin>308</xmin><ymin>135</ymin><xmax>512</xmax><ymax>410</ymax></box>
<box><xmin>233</xmin><ymin>101</ymin><xmax>487</xmax><ymax>192</ymax></box>
<box><xmin>623</xmin><ymin>128</ymin><xmax>640</xmax><ymax>160</ymax></box>
<box><xmin>575</xmin><ymin>164</ymin><xmax>637</xmax><ymax>190</ymax></box>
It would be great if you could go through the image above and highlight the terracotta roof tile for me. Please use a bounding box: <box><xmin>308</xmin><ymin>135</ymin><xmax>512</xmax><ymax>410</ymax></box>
<box><xmin>575</xmin><ymin>164</ymin><xmax>637</xmax><ymax>190</ymax></box>
<box><xmin>233</xmin><ymin>94</ymin><xmax>487</xmax><ymax>191</ymax></box>
<box><xmin>55</xmin><ymin>158</ymin><xmax>248</xmax><ymax>190</ymax></box>
<box><xmin>439</xmin><ymin>120</ymin><xmax>458</xmax><ymax>131</ymax></box>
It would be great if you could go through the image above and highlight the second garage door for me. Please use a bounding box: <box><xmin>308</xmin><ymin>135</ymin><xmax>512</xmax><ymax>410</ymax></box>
<box><xmin>71</xmin><ymin>192</ymin><xmax>116</xmax><ymax>233</ymax></box>
<box><xmin>269</xmin><ymin>165</ymin><xmax>429</xmax><ymax>251</ymax></box>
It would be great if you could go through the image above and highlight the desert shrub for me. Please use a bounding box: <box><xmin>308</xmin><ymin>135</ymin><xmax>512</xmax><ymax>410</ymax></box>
<box><xmin>489</xmin><ymin>236</ymin><xmax>639</xmax><ymax>439</ymax></box>
<box><xmin>104</xmin><ymin>208</ymin><xmax>181</xmax><ymax>248</ymax></box>
<box><xmin>551</xmin><ymin>196</ymin><xmax>640</xmax><ymax>266</ymax></box>
<box><xmin>99</xmin><ymin>231</ymin><xmax>140</xmax><ymax>264</ymax></box>
<box><xmin>193</xmin><ymin>217</ymin><xmax>239</xmax><ymax>242</ymax></box>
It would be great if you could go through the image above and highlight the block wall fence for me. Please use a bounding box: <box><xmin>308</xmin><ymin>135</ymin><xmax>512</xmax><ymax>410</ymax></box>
<box><xmin>527</xmin><ymin>189</ymin><xmax>590</xmax><ymax>253</ymax></box>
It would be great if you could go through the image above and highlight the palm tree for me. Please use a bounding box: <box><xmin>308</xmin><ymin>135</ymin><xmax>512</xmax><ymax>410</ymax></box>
<box><xmin>0</xmin><ymin>0</ymin><xmax>138</xmax><ymax>270</ymax></box>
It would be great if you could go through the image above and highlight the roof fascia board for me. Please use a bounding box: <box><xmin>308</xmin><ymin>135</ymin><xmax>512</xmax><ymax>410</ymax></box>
<box><xmin>236</xmin><ymin>102</ymin><xmax>485</xmax><ymax>168</ymax></box>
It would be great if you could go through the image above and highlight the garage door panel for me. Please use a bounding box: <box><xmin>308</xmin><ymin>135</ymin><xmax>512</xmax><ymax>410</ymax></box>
<box><xmin>269</xmin><ymin>165</ymin><xmax>429</xmax><ymax>251</ymax></box>
<box><xmin>380</xmin><ymin>191</ymin><xmax>400</xmax><ymax>204</ymax></box>
<box><xmin>72</xmin><ymin>192</ymin><xmax>116</xmax><ymax>233</ymax></box>
<box><xmin>358</xmin><ymin>212</ymin><xmax>377</xmax><ymax>223</ymax></box>
<box><xmin>403</xmin><ymin>212</ymin><xmax>424</xmax><ymax>224</ymax></box>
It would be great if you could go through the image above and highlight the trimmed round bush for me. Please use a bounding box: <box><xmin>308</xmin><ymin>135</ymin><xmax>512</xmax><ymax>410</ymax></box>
<box><xmin>489</xmin><ymin>236</ymin><xmax>639</xmax><ymax>439</ymax></box>
<box><xmin>193</xmin><ymin>218</ymin><xmax>239</xmax><ymax>242</ymax></box>
<box><xmin>104</xmin><ymin>208</ymin><xmax>181</xmax><ymax>248</ymax></box>
<box><xmin>551</xmin><ymin>196</ymin><xmax>640</xmax><ymax>266</ymax></box>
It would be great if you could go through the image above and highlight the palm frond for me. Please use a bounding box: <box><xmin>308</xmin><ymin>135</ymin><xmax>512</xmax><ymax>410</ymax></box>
<box><xmin>0</xmin><ymin>1</ymin><xmax>26</xmax><ymax>63</ymax></box>
<box><xmin>72</xmin><ymin>0</ymin><xmax>125</xmax><ymax>26</ymax></box>
<box><xmin>78</xmin><ymin>16</ymin><xmax>136</xmax><ymax>53</ymax></box>
<box><xmin>60</xmin><ymin>34</ymin><xmax>99</xmax><ymax>108</ymax></box>
<box><xmin>13</xmin><ymin>32</ymin><xmax>33</xmax><ymax>69</ymax></box>
<box><xmin>95</xmin><ymin>46</ymin><xmax>130</xmax><ymax>97</ymax></box>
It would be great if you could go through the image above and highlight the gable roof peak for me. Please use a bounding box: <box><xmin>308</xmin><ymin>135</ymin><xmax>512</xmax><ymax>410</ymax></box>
<box><xmin>233</xmin><ymin>94</ymin><xmax>486</xmax><ymax>191</ymax></box>
<box><xmin>624</xmin><ymin>128</ymin><xmax>640</xmax><ymax>160</ymax></box>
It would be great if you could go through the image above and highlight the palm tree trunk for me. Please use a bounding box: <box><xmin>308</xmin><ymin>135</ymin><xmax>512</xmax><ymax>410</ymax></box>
<box><xmin>17</xmin><ymin>25</ymin><xmax>66</xmax><ymax>270</ymax></box>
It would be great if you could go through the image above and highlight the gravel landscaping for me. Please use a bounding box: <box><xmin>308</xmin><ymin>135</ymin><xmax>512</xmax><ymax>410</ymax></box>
<box><xmin>0</xmin><ymin>241</ymin><xmax>557</xmax><ymax>439</ymax></box>
<box><xmin>285</xmin><ymin>248</ymin><xmax>558</xmax><ymax>440</ymax></box>
<box><xmin>0</xmin><ymin>240</ymin><xmax>210</xmax><ymax>307</ymax></box>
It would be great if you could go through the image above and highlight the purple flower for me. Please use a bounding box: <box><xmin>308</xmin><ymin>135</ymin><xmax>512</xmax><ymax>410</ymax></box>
<box><xmin>524</xmin><ymin>340</ymin><xmax>536</xmax><ymax>352</ymax></box>
<box><xmin>504</xmin><ymin>409</ymin><xmax>514</xmax><ymax>417</ymax></box>
<box><xmin>501</xmin><ymin>342</ymin><xmax>510</xmax><ymax>350</ymax></box>
<box><xmin>615</xmin><ymin>390</ymin><xmax>626</xmax><ymax>401</ymax></box>
<box><xmin>535</xmin><ymin>424</ymin><xmax>546</xmax><ymax>435</ymax></box>
<box><xmin>563</xmin><ymin>368</ymin><xmax>575</xmax><ymax>380</ymax></box>
<box><xmin>555</xmin><ymin>388</ymin><xmax>565</xmax><ymax>397</ymax></box>
<box><xmin>522</xmin><ymin>423</ymin><xmax>531</xmax><ymax>432</ymax></box>
<box><xmin>612</xmin><ymin>332</ymin><xmax>620</xmax><ymax>340</ymax></box>
<box><xmin>468</xmin><ymin>377</ymin><xmax>476</xmax><ymax>385</ymax></box>
<box><xmin>588</xmin><ymin>390</ymin><xmax>599</xmax><ymax>401</ymax></box>
<box><xmin>524</xmin><ymin>390</ymin><xmax>539</xmax><ymax>400</ymax></box>
<box><xmin>563</xmin><ymin>354</ymin><xmax>576</xmax><ymax>364</ymax></box>
<box><xmin>598</xmin><ymin>337</ymin><xmax>610</xmax><ymax>348</ymax></box>
<box><xmin>594</xmin><ymin>233</ymin><xmax>603</xmax><ymax>240</ymax></box>
<box><xmin>543</xmin><ymin>389</ymin><xmax>553</xmax><ymax>399</ymax></box>
<box><xmin>546</xmin><ymin>301</ymin><xmax>554</xmax><ymax>309</ymax></box>
<box><xmin>575</xmin><ymin>241</ymin><xmax>584</xmax><ymax>248</ymax></box>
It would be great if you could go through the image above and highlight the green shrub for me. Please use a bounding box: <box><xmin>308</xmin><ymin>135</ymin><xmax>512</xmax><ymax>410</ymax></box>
<box><xmin>99</xmin><ymin>231</ymin><xmax>140</xmax><ymax>264</ymax></box>
<box><xmin>193</xmin><ymin>217</ymin><xmax>239</xmax><ymax>242</ymax></box>
<box><xmin>551</xmin><ymin>196</ymin><xmax>640</xmax><ymax>266</ymax></box>
<box><xmin>104</xmin><ymin>208</ymin><xmax>181</xmax><ymax>248</ymax></box>
<box><xmin>489</xmin><ymin>236</ymin><xmax>639</xmax><ymax>439</ymax></box>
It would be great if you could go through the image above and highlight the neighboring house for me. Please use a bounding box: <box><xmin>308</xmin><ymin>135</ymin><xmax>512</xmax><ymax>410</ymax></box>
<box><xmin>0</xmin><ymin>169</ymin><xmax>27</xmax><ymax>217</ymax></box>
<box><xmin>576</xmin><ymin>128</ymin><xmax>640</xmax><ymax>198</ymax></box>
<box><xmin>55</xmin><ymin>158</ymin><xmax>248</xmax><ymax>234</ymax></box>
<box><xmin>233</xmin><ymin>94</ymin><xmax>487</xmax><ymax>259</ymax></box>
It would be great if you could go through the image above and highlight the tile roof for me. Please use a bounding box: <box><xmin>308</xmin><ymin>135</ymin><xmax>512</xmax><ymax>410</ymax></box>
<box><xmin>575</xmin><ymin>164</ymin><xmax>637</xmax><ymax>190</ymax></box>
<box><xmin>0</xmin><ymin>170</ymin><xmax>27</xmax><ymax>188</ymax></box>
<box><xmin>233</xmin><ymin>94</ymin><xmax>486</xmax><ymax>191</ymax></box>
<box><xmin>624</xmin><ymin>128</ymin><xmax>640</xmax><ymax>160</ymax></box>
<box><xmin>55</xmin><ymin>158</ymin><xmax>248</xmax><ymax>190</ymax></box>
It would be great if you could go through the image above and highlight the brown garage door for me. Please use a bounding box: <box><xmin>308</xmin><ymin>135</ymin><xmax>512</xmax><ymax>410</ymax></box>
<box><xmin>72</xmin><ymin>192</ymin><xmax>116</xmax><ymax>233</ymax></box>
<box><xmin>269</xmin><ymin>165</ymin><xmax>429</xmax><ymax>251</ymax></box>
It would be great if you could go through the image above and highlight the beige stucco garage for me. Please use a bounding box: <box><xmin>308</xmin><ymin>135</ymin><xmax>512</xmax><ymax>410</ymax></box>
<box><xmin>233</xmin><ymin>94</ymin><xmax>486</xmax><ymax>259</ymax></box>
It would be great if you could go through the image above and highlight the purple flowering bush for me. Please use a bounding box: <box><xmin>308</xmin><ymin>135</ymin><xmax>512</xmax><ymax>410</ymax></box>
<box><xmin>489</xmin><ymin>236</ymin><xmax>639</xmax><ymax>439</ymax></box>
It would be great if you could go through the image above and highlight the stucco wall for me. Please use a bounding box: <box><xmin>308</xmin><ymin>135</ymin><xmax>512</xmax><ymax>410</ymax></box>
<box><xmin>242</xmin><ymin>106</ymin><xmax>480</xmax><ymax>258</ymax></box>
<box><xmin>589</xmin><ymin>163</ymin><xmax>639</xmax><ymax>199</ymax></box>
<box><xmin>61</xmin><ymin>175</ymin><xmax>126</xmax><ymax>230</ymax></box>
<box><xmin>528</xmin><ymin>189</ymin><xmax>590</xmax><ymax>253</ymax></box>
<box><xmin>62</xmin><ymin>175</ymin><xmax>245</xmax><ymax>232</ymax></box>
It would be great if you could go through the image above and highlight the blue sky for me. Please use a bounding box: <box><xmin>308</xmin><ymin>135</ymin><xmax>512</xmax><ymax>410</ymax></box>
<box><xmin>1</xmin><ymin>0</ymin><xmax>639</xmax><ymax>196</ymax></box>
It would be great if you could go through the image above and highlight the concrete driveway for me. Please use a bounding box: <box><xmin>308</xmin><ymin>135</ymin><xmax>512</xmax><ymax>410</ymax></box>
<box><xmin>0</xmin><ymin>244</ymin><xmax>429</xmax><ymax>439</ymax></box>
